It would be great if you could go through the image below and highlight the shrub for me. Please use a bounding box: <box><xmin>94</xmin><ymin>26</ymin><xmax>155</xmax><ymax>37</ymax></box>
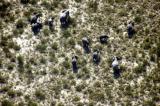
<box><xmin>89</xmin><ymin>90</ymin><xmax>105</xmax><ymax>102</ymax></box>
<box><xmin>51</xmin><ymin>42</ymin><xmax>58</xmax><ymax>50</ymax></box>
<box><xmin>0</xmin><ymin>86</ymin><xmax>10</xmax><ymax>92</ymax></box>
<box><xmin>62</xmin><ymin>80</ymin><xmax>71</xmax><ymax>89</ymax></box>
<box><xmin>72</xmin><ymin>96</ymin><xmax>80</xmax><ymax>102</ymax></box>
<box><xmin>88</xmin><ymin>1</ymin><xmax>98</xmax><ymax>12</ymax></box>
<box><xmin>41</xmin><ymin>1</ymin><xmax>50</xmax><ymax>8</ymax></box>
<box><xmin>13</xmin><ymin>44</ymin><xmax>21</xmax><ymax>51</ymax></box>
<box><xmin>63</xmin><ymin>60</ymin><xmax>70</xmax><ymax>69</ymax></box>
<box><xmin>57</xmin><ymin>102</ymin><xmax>64</xmax><ymax>106</ymax></box>
<box><xmin>143</xmin><ymin>100</ymin><xmax>156</xmax><ymax>106</ymax></box>
<box><xmin>20</xmin><ymin>0</ymin><xmax>29</xmax><ymax>4</ymax></box>
<box><xmin>43</xmin><ymin>28</ymin><xmax>50</xmax><ymax>36</ymax></box>
<box><xmin>68</xmin><ymin>38</ymin><xmax>75</xmax><ymax>48</ymax></box>
<box><xmin>40</xmin><ymin>57</ymin><xmax>46</xmax><ymax>64</ymax></box>
<box><xmin>62</xmin><ymin>30</ymin><xmax>71</xmax><ymax>38</ymax></box>
<box><xmin>75</xmin><ymin>0</ymin><xmax>82</xmax><ymax>3</ymax></box>
<box><xmin>28</xmin><ymin>100</ymin><xmax>38</xmax><ymax>106</ymax></box>
<box><xmin>7</xmin><ymin>90</ymin><xmax>16</xmax><ymax>98</ymax></box>
<box><xmin>118</xmin><ymin>9</ymin><xmax>128</xmax><ymax>17</ymax></box>
<box><xmin>49</xmin><ymin>52</ymin><xmax>58</xmax><ymax>62</ymax></box>
<box><xmin>41</xmin><ymin>1</ymin><xmax>55</xmax><ymax>10</ymax></box>
<box><xmin>60</xmin><ymin>69</ymin><xmax>66</xmax><ymax>76</ymax></box>
<box><xmin>36</xmin><ymin>44</ymin><xmax>47</xmax><ymax>53</ymax></box>
<box><xmin>7</xmin><ymin>63</ymin><xmax>15</xmax><ymax>70</ymax></box>
<box><xmin>0</xmin><ymin>73</ymin><xmax>7</xmax><ymax>83</ymax></box>
<box><xmin>134</xmin><ymin>63</ymin><xmax>146</xmax><ymax>74</ymax></box>
<box><xmin>157</xmin><ymin>43</ymin><xmax>160</xmax><ymax>57</ymax></box>
<box><xmin>150</xmin><ymin>55</ymin><xmax>156</xmax><ymax>62</ymax></box>
<box><xmin>51</xmin><ymin>68</ymin><xmax>59</xmax><ymax>75</ymax></box>
<box><xmin>107</xmin><ymin>0</ymin><xmax>114</xmax><ymax>4</ymax></box>
<box><xmin>35</xmin><ymin>90</ymin><xmax>45</xmax><ymax>100</ymax></box>
<box><xmin>134</xmin><ymin>15</ymin><xmax>142</xmax><ymax>23</ymax></box>
<box><xmin>16</xmin><ymin>19</ymin><xmax>26</xmax><ymax>29</ymax></box>
<box><xmin>52</xmin><ymin>84</ymin><xmax>62</xmax><ymax>95</ymax></box>
<box><xmin>76</xmin><ymin>84</ymin><xmax>86</xmax><ymax>92</ymax></box>
<box><xmin>1</xmin><ymin>100</ymin><xmax>14</xmax><ymax>106</ymax></box>
<box><xmin>77</xmin><ymin>102</ymin><xmax>83</xmax><ymax>106</ymax></box>
<box><xmin>69</xmin><ymin>17</ymin><xmax>77</xmax><ymax>27</ymax></box>
<box><xmin>17</xmin><ymin>102</ymin><xmax>25</xmax><ymax>106</ymax></box>
<box><xmin>13</xmin><ymin>28</ymin><xmax>24</xmax><ymax>36</ymax></box>
<box><xmin>29</xmin><ymin>0</ymin><xmax>39</xmax><ymax>5</ymax></box>
<box><xmin>153</xmin><ymin>2</ymin><xmax>160</xmax><ymax>11</ymax></box>
<box><xmin>115</xmin><ymin>0</ymin><xmax>127</xmax><ymax>3</ymax></box>
<box><xmin>93</xmin><ymin>81</ymin><xmax>101</xmax><ymax>88</ymax></box>
<box><xmin>0</xmin><ymin>1</ymin><xmax>11</xmax><ymax>17</ymax></box>
<box><xmin>17</xmin><ymin>55</ymin><xmax>24</xmax><ymax>68</ymax></box>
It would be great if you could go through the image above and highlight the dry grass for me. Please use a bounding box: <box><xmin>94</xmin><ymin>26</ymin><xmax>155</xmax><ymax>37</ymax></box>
<box><xmin>0</xmin><ymin>0</ymin><xmax>159</xmax><ymax>106</ymax></box>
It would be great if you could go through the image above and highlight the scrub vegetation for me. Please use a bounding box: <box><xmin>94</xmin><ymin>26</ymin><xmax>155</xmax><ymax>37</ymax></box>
<box><xmin>0</xmin><ymin>0</ymin><xmax>160</xmax><ymax>106</ymax></box>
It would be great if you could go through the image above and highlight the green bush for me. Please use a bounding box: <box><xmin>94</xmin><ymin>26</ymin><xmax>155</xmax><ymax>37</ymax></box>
<box><xmin>41</xmin><ymin>1</ymin><xmax>55</xmax><ymax>10</ymax></box>
<box><xmin>63</xmin><ymin>61</ymin><xmax>70</xmax><ymax>69</ymax></box>
<box><xmin>157</xmin><ymin>43</ymin><xmax>160</xmax><ymax>57</ymax></box>
<box><xmin>62</xmin><ymin>80</ymin><xmax>71</xmax><ymax>89</ymax></box>
<box><xmin>1</xmin><ymin>100</ymin><xmax>14</xmax><ymax>106</ymax></box>
<box><xmin>118</xmin><ymin>9</ymin><xmax>128</xmax><ymax>16</ymax></box>
<box><xmin>29</xmin><ymin>0</ymin><xmax>39</xmax><ymax>5</ymax></box>
<box><xmin>153</xmin><ymin>2</ymin><xmax>160</xmax><ymax>11</ymax></box>
<box><xmin>134</xmin><ymin>15</ymin><xmax>142</xmax><ymax>23</ymax></box>
<box><xmin>16</xmin><ymin>19</ymin><xmax>26</xmax><ymax>29</ymax></box>
<box><xmin>36</xmin><ymin>44</ymin><xmax>47</xmax><ymax>53</ymax></box>
<box><xmin>69</xmin><ymin>17</ymin><xmax>77</xmax><ymax>27</ymax></box>
<box><xmin>43</xmin><ymin>28</ymin><xmax>50</xmax><ymax>36</ymax></box>
<box><xmin>13</xmin><ymin>28</ymin><xmax>24</xmax><ymax>36</ymax></box>
<box><xmin>72</xmin><ymin>96</ymin><xmax>80</xmax><ymax>102</ymax></box>
<box><xmin>40</xmin><ymin>57</ymin><xmax>46</xmax><ymax>64</ymax></box>
<box><xmin>17</xmin><ymin>55</ymin><xmax>24</xmax><ymax>68</ymax></box>
<box><xmin>35</xmin><ymin>90</ymin><xmax>45</xmax><ymax>100</ymax></box>
<box><xmin>89</xmin><ymin>90</ymin><xmax>105</xmax><ymax>102</ymax></box>
<box><xmin>7</xmin><ymin>63</ymin><xmax>15</xmax><ymax>70</ymax></box>
<box><xmin>0</xmin><ymin>86</ymin><xmax>10</xmax><ymax>92</ymax></box>
<box><xmin>88</xmin><ymin>1</ymin><xmax>98</xmax><ymax>12</ymax></box>
<box><xmin>134</xmin><ymin>63</ymin><xmax>146</xmax><ymax>74</ymax></box>
<box><xmin>93</xmin><ymin>81</ymin><xmax>101</xmax><ymax>88</ymax></box>
<box><xmin>13</xmin><ymin>44</ymin><xmax>21</xmax><ymax>51</ymax></box>
<box><xmin>51</xmin><ymin>42</ymin><xmax>58</xmax><ymax>50</ymax></box>
<box><xmin>76</xmin><ymin>102</ymin><xmax>83</xmax><ymax>106</ymax></box>
<box><xmin>68</xmin><ymin>38</ymin><xmax>75</xmax><ymax>48</ymax></box>
<box><xmin>0</xmin><ymin>73</ymin><xmax>7</xmax><ymax>83</ymax></box>
<box><xmin>75</xmin><ymin>0</ymin><xmax>82</xmax><ymax>3</ymax></box>
<box><xmin>51</xmin><ymin>68</ymin><xmax>59</xmax><ymax>75</ymax></box>
<box><xmin>17</xmin><ymin>102</ymin><xmax>25</xmax><ymax>106</ymax></box>
<box><xmin>115</xmin><ymin>0</ymin><xmax>127</xmax><ymax>3</ymax></box>
<box><xmin>57</xmin><ymin>102</ymin><xmax>64</xmax><ymax>106</ymax></box>
<box><xmin>7</xmin><ymin>90</ymin><xmax>16</xmax><ymax>98</ymax></box>
<box><xmin>143</xmin><ymin>100</ymin><xmax>156</xmax><ymax>106</ymax></box>
<box><xmin>76</xmin><ymin>84</ymin><xmax>86</xmax><ymax>92</ymax></box>
<box><xmin>28</xmin><ymin>100</ymin><xmax>38</xmax><ymax>106</ymax></box>
<box><xmin>62</xmin><ymin>30</ymin><xmax>71</xmax><ymax>38</ymax></box>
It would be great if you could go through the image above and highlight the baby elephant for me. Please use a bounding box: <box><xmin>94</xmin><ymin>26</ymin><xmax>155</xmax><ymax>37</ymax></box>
<box><xmin>112</xmin><ymin>56</ymin><xmax>121</xmax><ymax>78</ymax></box>
<box><xmin>72</xmin><ymin>56</ymin><xmax>78</xmax><ymax>73</ymax></box>
<box><xmin>31</xmin><ymin>22</ymin><xmax>43</xmax><ymax>35</ymax></box>
<box><xmin>93</xmin><ymin>51</ymin><xmax>100</xmax><ymax>64</ymax></box>
<box><xmin>30</xmin><ymin>13</ymin><xmax>42</xmax><ymax>24</ymax></box>
<box><xmin>127</xmin><ymin>22</ymin><xmax>135</xmax><ymax>38</ymax></box>
<box><xmin>48</xmin><ymin>17</ymin><xmax>54</xmax><ymax>31</ymax></box>
<box><xmin>99</xmin><ymin>35</ymin><xmax>109</xmax><ymax>44</ymax></box>
<box><xmin>82</xmin><ymin>37</ymin><xmax>90</xmax><ymax>53</ymax></box>
<box><xmin>60</xmin><ymin>10</ymin><xmax>70</xmax><ymax>28</ymax></box>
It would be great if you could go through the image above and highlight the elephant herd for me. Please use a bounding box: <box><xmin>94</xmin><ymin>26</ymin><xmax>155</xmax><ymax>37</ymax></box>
<box><xmin>29</xmin><ymin>10</ymin><xmax>135</xmax><ymax>78</ymax></box>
